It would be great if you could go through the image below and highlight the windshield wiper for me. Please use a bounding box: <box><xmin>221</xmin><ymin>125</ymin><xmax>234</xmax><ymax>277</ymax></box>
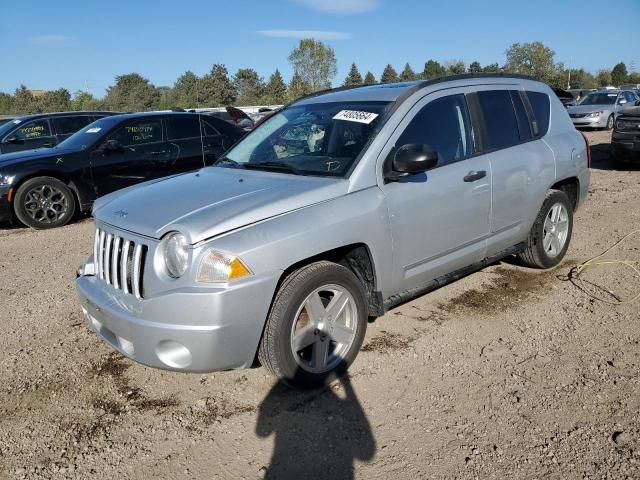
<box><xmin>214</xmin><ymin>157</ymin><xmax>244</xmax><ymax>168</ymax></box>
<box><xmin>243</xmin><ymin>161</ymin><xmax>304</xmax><ymax>175</ymax></box>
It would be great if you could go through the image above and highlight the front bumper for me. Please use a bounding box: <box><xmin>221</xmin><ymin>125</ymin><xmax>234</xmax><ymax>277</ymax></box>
<box><xmin>0</xmin><ymin>185</ymin><xmax>12</xmax><ymax>223</ymax></box>
<box><xmin>570</xmin><ymin>115</ymin><xmax>607</xmax><ymax>128</ymax></box>
<box><xmin>611</xmin><ymin>132</ymin><xmax>640</xmax><ymax>160</ymax></box>
<box><xmin>76</xmin><ymin>256</ymin><xmax>281</xmax><ymax>373</ymax></box>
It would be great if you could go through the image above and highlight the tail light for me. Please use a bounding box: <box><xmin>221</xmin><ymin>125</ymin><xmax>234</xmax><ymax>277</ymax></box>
<box><xmin>580</xmin><ymin>131</ymin><xmax>591</xmax><ymax>168</ymax></box>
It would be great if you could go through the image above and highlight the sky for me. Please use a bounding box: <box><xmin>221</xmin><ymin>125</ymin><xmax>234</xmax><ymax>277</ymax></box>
<box><xmin>1</xmin><ymin>0</ymin><xmax>639</xmax><ymax>97</ymax></box>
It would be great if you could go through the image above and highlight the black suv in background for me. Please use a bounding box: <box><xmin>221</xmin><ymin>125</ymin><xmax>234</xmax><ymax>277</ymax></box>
<box><xmin>0</xmin><ymin>111</ymin><xmax>118</xmax><ymax>154</ymax></box>
<box><xmin>0</xmin><ymin>112</ymin><xmax>245</xmax><ymax>229</ymax></box>
<box><xmin>612</xmin><ymin>106</ymin><xmax>640</xmax><ymax>164</ymax></box>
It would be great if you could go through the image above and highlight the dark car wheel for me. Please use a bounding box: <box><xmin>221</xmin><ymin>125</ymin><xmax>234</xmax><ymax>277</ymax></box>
<box><xmin>518</xmin><ymin>190</ymin><xmax>573</xmax><ymax>269</ymax></box>
<box><xmin>14</xmin><ymin>176</ymin><xmax>76</xmax><ymax>229</ymax></box>
<box><xmin>258</xmin><ymin>261</ymin><xmax>368</xmax><ymax>389</ymax></box>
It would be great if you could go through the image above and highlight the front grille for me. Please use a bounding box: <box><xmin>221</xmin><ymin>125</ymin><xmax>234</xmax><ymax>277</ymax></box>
<box><xmin>94</xmin><ymin>228</ymin><xmax>147</xmax><ymax>299</ymax></box>
<box><xmin>570</xmin><ymin>113</ymin><xmax>587</xmax><ymax>118</ymax></box>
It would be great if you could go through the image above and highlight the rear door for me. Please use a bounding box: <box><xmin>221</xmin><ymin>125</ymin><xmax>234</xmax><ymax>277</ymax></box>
<box><xmin>51</xmin><ymin>115</ymin><xmax>93</xmax><ymax>144</ymax></box>
<box><xmin>380</xmin><ymin>90</ymin><xmax>492</xmax><ymax>293</ymax></box>
<box><xmin>473</xmin><ymin>88</ymin><xmax>555</xmax><ymax>255</ymax></box>
<box><xmin>0</xmin><ymin>118</ymin><xmax>57</xmax><ymax>153</ymax></box>
<box><xmin>89</xmin><ymin>117</ymin><xmax>165</xmax><ymax>195</ymax></box>
<box><xmin>163</xmin><ymin>115</ymin><xmax>206</xmax><ymax>177</ymax></box>
<box><xmin>200</xmin><ymin>117</ymin><xmax>232</xmax><ymax>165</ymax></box>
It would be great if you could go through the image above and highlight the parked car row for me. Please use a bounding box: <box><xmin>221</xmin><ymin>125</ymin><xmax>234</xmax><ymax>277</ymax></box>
<box><xmin>0</xmin><ymin>112</ymin><xmax>245</xmax><ymax>228</ymax></box>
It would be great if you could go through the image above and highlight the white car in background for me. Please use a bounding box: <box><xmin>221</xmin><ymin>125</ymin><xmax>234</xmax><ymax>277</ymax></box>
<box><xmin>567</xmin><ymin>89</ymin><xmax>640</xmax><ymax>129</ymax></box>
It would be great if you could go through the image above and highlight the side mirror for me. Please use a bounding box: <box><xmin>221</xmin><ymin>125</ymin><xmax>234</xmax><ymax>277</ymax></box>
<box><xmin>385</xmin><ymin>144</ymin><xmax>438</xmax><ymax>181</ymax></box>
<box><xmin>4</xmin><ymin>136</ymin><xmax>23</xmax><ymax>145</ymax></box>
<box><xmin>102</xmin><ymin>139</ymin><xmax>122</xmax><ymax>152</ymax></box>
<box><xmin>619</xmin><ymin>100</ymin><xmax>627</xmax><ymax>105</ymax></box>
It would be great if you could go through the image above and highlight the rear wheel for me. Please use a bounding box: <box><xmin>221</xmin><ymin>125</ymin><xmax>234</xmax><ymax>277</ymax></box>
<box><xmin>258</xmin><ymin>261</ymin><xmax>368</xmax><ymax>389</ymax></box>
<box><xmin>518</xmin><ymin>190</ymin><xmax>573</xmax><ymax>269</ymax></box>
<box><xmin>13</xmin><ymin>176</ymin><xmax>76</xmax><ymax>229</ymax></box>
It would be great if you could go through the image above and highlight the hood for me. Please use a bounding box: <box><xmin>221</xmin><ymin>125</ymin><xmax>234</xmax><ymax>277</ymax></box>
<box><xmin>93</xmin><ymin>167</ymin><xmax>348</xmax><ymax>243</ymax></box>
<box><xmin>0</xmin><ymin>146</ymin><xmax>75</xmax><ymax>167</ymax></box>
<box><xmin>567</xmin><ymin>104</ymin><xmax>614</xmax><ymax>114</ymax></box>
<box><xmin>619</xmin><ymin>106</ymin><xmax>640</xmax><ymax>118</ymax></box>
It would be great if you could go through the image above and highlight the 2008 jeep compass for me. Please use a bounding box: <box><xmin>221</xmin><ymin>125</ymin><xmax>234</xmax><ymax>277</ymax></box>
<box><xmin>76</xmin><ymin>74</ymin><xmax>590</xmax><ymax>388</ymax></box>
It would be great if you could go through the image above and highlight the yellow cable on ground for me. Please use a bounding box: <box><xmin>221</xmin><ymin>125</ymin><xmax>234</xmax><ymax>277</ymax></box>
<box><xmin>570</xmin><ymin>229</ymin><xmax>640</xmax><ymax>305</ymax></box>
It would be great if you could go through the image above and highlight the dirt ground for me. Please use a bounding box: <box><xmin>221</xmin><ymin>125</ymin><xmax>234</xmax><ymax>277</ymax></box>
<box><xmin>1</xmin><ymin>129</ymin><xmax>639</xmax><ymax>479</ymax></box>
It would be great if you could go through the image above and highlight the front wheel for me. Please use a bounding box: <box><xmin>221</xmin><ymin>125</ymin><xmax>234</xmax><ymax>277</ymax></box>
<box><xmin>258</xmin><ymin>261</ymin><xmax>368</xmax><ymax>389</ymax></box>
<box><xmin>606</xmin><ymin>114</ymin><xmax>614</xmax><ymax>130</ymax></box>
<box><xmin>518</xmin><ymin>190</ymin><xmax>573</xmax><ymax>269</ymax></box>
<box><xmin>13</xmin><ymin>176</ymin><xmax>76</xmax><ymax>229</ymax></box>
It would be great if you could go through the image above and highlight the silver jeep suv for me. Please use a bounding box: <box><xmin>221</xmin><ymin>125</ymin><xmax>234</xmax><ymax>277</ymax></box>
<box><xmin>76</xmin><ymin>75</ymin><xmax>590</xmax><ymax>388</ymax></box>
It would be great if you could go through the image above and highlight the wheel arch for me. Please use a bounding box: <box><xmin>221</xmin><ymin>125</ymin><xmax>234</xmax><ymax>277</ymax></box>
<box><xmin>550</xmin><ymin>176</ymin><xmax>579</xmax><ymax>211</ymax></box>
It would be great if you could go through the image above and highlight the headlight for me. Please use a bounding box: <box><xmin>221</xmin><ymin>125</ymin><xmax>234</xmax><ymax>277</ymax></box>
<box><xmin>196</xmin><ymin>249</ymin><xmax>252</xmax><ymax>283</ymax></box>
<box><xmin>160</xmin><ymin>232</ymin><xmax>189</xmax><ymax>278</ymax></box>
<box><xmin>0</xmin><ymin>174</ymin><xmax>15</xmax><ymax>186</ymax></box>
<box><xmin>616</xmin><ymin>120</ymin><xmax>630</xmax><ymax>130</ymax></box>
<box><xmin>586</xmin><ymin>111</ymin><xmax>603</xmax><ymax>118</ymax></box>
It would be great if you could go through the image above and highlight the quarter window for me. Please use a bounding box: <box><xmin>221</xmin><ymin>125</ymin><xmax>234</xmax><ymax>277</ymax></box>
<box><xmin>167</xmin><ymin>116</ymin><xmax>201</xmax><ymax>140</ymax></box>
<box><xmin>396</xmin><ymin>94</ymin><xmax>473</xmax><ymax>167</ymax></box>
<box><xmin>110</xmin><ymin>119</ymin><xmax>162</xmax><ymax>146</ymax></box>
<box><xmin>477</xmin><ymin>90</ymin><xmax>520</xmax><ymax>150</ymax></box>
<box><xmin>525</xmin><ymin>91</ymin><xmax>551</xmax><ymax>137</ymax></box>
<box><xmin>52</xmin><ymin>116</ymin><xmax>92</xmax><ymax>135</ymax></box>
<box><xmin>11</xmin><ymin>119</ymin><xmax>51</xmax><ymax>140</ymax></box>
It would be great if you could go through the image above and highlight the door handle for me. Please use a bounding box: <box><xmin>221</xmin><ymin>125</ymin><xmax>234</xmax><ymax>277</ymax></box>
<box><xmin>149</xmin><ymin>150</ymin><xmax>167</xmax><ymax>156</ymax></box>
<box><xmin>43</xmin><ymin>142</ymin><xmax>54</xmax><ymax>147</ymax></box>
<box><xmin>463</xmin><ymin>170</ymin><xmax>487</xmax><ymax>182</ymax></box>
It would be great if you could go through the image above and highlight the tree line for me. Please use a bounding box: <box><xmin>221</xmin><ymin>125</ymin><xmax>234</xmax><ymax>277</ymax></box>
<box><xmin>1</xmin><ymin>40</ymin><xmax>638</xmax><ymax>115</ymax></box>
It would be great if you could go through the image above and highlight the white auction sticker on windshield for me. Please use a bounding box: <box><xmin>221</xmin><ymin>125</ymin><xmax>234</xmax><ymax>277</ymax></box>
<box><xmin>333</xmin><ymin>110</ymin><xmax>379</xmax><ymax>124</ymax></box>
<box><xmin>86</xmin><ymin>127</ymin><xmax>102</xmax><ymax>133</ymax></box>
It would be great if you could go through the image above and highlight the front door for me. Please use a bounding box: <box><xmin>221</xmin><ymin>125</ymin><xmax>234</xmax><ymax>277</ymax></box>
<box><xmin>89</xmin><ymin>117</ymin><xmax>165</xmax><ymax>196</ymax></box>
<box><xmin>380</xmin><ymin>91</ymin><xmax>491</xmax><ymax>293</ymax></box>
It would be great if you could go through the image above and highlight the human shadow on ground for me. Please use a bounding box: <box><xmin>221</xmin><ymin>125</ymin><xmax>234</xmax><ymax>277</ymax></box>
<box><xmin>256</xmin><ymin>374</ymin><xmax>375</xmax><ymax>480</ymax></box>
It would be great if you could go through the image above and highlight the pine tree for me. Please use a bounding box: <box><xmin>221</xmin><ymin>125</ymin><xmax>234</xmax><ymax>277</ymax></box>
<box><xmin>200</xmin><ymin>64</ymin><xmax>237</xmax><ymax>107</ymax></box>
<box><xmin>343</xmin><ymin>63</ymin><xmax>363</xmax><ymax>86</ymax></box>
<box><xmin>288</xmin><ymin>71</ymin><xmax>312</xmax><ymax>101</ymax></box>
<box><xmin>380</xmin><ymin>64</ymin><xmax>399</xmax><ymax>83</ymax></box>
<box><xmin>263</xmin><ymin>69</ymin><xmax>287</xmax><ymax>104</ymax></box>
<box><xmin>363</xmin><ymin>71</ymin><xmax>376</xmax><ymax>85</ymax></box>
<box><xmin>422</xmin><ymin>60</ymin><xmax>446</xmax><ymax>80</ymax></box>
<box><xmin>233</xmin><ymin>68</ymin><xmax>265</xmax><ymax>106</ymax></box>
<box><xmin>468</xmin><ymin>61</ymin><xmax>482</xmax><ymax>73</ymax></box>
<box><xmin>399</xmin><ymin>63</ymin><xmax>416</xmax><ymax>82</ymax></box>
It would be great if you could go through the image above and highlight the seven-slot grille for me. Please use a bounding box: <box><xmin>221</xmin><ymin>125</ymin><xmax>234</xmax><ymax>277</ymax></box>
<box><xmin>94</xmin><ymin>228</ymin><xmax>147</xmax><ymax>299</ymax></box>
<box><xmin>569</xmin><ymin>113</ymin><xmax>588</xmax><ymax>118</ymax></box>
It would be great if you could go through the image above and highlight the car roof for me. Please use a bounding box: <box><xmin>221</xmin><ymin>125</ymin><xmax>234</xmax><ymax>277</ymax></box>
<box><xmin>102</xmin><ymin>111</ymin><xmax>211</xmax><ymax>122</ymax></box>
<box><xmin>293</xmin><ymin>73</ymin><xmax>540</xmax><ymax>106</ymax></box>
<box><xmin>10</xmin><ymin>111</ymin><xmax>118</xmax><ymax>122</ymax></box>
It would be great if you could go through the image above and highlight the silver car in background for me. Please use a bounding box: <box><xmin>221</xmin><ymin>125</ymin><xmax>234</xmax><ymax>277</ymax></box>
<box><xmin>567</xmin><ymin>89</ymin><xmax>640</xmax><ymax>129</ymax></box>
<box><xmin>76</xmin><ymin>75</ymin><xmax>590</xmax><ymax>388</ymax></box>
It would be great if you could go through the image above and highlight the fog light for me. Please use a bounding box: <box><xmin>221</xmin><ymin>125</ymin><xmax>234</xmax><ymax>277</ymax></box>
<box><xmin>155</xmin><ymin>340</ymin><xmax>192</xmax><ymax>369</ymax></box>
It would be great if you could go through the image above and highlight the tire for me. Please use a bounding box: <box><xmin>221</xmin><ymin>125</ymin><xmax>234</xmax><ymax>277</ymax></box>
<box><xmin>13</xmin><ymin>176</ymin><xmax>76</xmax><ymax>229</ymax></box>
<box><xmin>258</xmin><ymin>261</ymin><xmax>368</xmax><ymax>389</ymax></box>
<box><xmin>518</xmin><ymin>190</ymin><xmax>573</xmax><ymax>269</ymax></box>
<box><xmin>606</xmin><ymin>114</ymin><xmax>614</xmax><ymax>130</ymax></box>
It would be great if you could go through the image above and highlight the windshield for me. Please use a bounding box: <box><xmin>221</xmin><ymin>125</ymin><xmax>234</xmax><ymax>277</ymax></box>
<box><xmin>220</xmin><ymin>101</ymin><xmax>391</xmax><ymax>177</ymax></box>
<box><xmin>55</xmin><ymin>117</ymin><xmax>116</xmax><ymax>150</ymax></box>
<box><xmin>579</xmin><ymin>93</ymin><xmax>617</xmax><ymax>106</ymax></box>
<box><xmin>0</xmin><ymin>118</ymin><xmax>24</xmax><ymax>138</ymax></box>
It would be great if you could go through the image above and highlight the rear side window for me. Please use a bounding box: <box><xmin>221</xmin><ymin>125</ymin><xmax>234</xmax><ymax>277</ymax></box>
<box><xmin>526</xmin><ymin>91</ymin><xmax>550</xmax><ymax>137</ymax></box>
<box><xmin>52</xmin><ymin>116</ymin><xmax>92</xmax><ymax>135</ymax></box>
<box><xmin>110</xmin><ymin>119</ymin><xmax>163</xmax><ymax>146</ymax></box>
<box><xmin>510</xmin><ymin>92</ymin><xmax>533</xmax><ymax>141</ymax></box>
<box><xmin>477</xmin><ymin>90</ymin><xmax>520</xmax><ymax>150</ymax></box>
<box><xmin>167</xmin><ymin>116</ymin><xmax>201</xmax><ymax>140</ymax></box>
<box><xmin>396</xmin><ymin>94</ymin><xmax>474</xmax><ymax>167</ymax></box>
<box><xmin>202</xmin><ymin>119</ymin><xmax>221</xmax><ymax>136</ymax></box>
<box><xmin>11</xmin><ymin>119</ymin><xmax>51</xmax><ymax>140</ymax></box>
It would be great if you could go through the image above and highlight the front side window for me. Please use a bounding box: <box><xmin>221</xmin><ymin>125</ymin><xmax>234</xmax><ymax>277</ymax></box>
<box><xmin>11</xmin><ymin>119</ymin><xmax>51</xmax><ymax>140</ymax></box>
<box><xmin>396</xmin><ymin>94</ymin><xmax>473</xmax><ymax>167</ymax></box>
<box><xmin>52</xmin><ymin>116</ymin><xmax>92</xmax><ymax>135</ymax></box>
<box><xmin>477</xmin><ymin>90</ymin><xmax>520</xmax><ymax>150</ymax></box>
<box><xmin>167</xmin><ymin>116</ymin><xmax>201</xmax><ymax>140</ymax></box>
<box><xmin>221</xmin><ymin>101</ymin><xmax>390</xmax><ymax>177</ymax></box>
<box><xmin>110</xmin><ymin>119</ymin><xmax>162</xmax><ymax>146</ymax></box>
